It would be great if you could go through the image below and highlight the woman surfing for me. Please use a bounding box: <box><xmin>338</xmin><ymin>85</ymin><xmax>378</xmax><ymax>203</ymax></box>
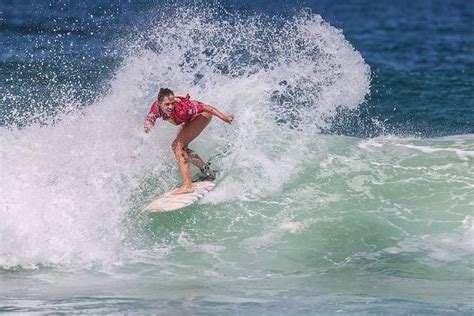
<box><xmin>144</xmin><ymin>88</ymin><xmax>234</xmax><ymax>195</ymax></box>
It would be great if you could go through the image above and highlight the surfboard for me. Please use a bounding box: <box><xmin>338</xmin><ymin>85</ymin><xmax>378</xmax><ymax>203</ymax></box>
<box><xmin>142</xmin><ymin>181</ymin><xmax>215</xmax><ymax>213</ymax></box>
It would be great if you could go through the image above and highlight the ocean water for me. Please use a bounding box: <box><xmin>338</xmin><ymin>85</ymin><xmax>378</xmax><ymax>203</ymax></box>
<box><xmin>1</xmin><ymin>0</ymin><xmax>473</xmax><ymax>314</ymax></box>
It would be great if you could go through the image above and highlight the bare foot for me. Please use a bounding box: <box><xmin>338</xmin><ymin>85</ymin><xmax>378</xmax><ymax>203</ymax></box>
<box><xmin>171</xmin><ymin>185</ymin><xmax>194</xmax><ymax>195</ymax></box>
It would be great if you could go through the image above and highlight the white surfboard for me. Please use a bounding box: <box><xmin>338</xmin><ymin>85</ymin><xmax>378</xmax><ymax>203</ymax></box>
<box><xmin>142</xmin><ymin>181</ymin><xmax>215</xmax><ymax>213</ymax></box>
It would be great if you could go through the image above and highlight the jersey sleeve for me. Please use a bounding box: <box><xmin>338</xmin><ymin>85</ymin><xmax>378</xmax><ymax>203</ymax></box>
<box><xmin>145</xmin><ymin>101</ymin><xmax>161</xmax><ymax>125</ymax></box>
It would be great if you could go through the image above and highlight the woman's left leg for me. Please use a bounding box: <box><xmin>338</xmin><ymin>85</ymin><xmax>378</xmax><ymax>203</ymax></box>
<box><xmin>171</xmin><ymin>112</ymin><xmax>212</xmax><ymax>194</ymax></box>
<box><xmin>185</xmin><ymin>148</ymin><xmax>216</xmax><ymax>180</ymax></box>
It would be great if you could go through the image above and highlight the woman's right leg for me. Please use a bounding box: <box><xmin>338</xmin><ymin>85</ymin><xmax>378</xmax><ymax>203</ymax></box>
<box><xmin>171</xmin><ymin>113</ymin><xmax>212</xmax><ymax>194</ymax></box>
<box><xmin>171</xmin><ymin>138</ymin><xmax>193</xmax><ymax>194</ymax></box>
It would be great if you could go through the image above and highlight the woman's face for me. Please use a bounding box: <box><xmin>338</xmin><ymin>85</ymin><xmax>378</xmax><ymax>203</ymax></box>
<box><xmin>160</xmin><ymin>95</ymin><xmax>175</xmax><ymax>115</ymax></box>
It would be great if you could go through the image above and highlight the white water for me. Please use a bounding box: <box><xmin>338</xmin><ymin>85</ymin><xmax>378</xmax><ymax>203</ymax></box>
<box><xmin>0</xmin><ymin>9</ymin><xmax>370</xmax><ymax>268</ymax></box>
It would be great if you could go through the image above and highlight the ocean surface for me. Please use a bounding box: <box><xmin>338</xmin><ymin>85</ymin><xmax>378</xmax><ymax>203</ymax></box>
<box><xmin>1</xmin><ymin>0</ymin><xmax>473</xmax><ymax>314</ymax></box>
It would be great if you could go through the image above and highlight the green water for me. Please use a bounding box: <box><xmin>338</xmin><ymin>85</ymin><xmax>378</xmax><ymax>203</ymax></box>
<box><xmin>2</xmin><ymin>134</ymin><xmax>473</xmax><ymax>313</ymax></box>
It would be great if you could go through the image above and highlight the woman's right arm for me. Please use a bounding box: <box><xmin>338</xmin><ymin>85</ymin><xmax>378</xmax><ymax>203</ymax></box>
<box><xmin>144</xmin><ymin>120</ymin><xmax>154</xmax><ymax>133</ymax></box>
<box><xmin>144</xmin><ymin>101</ymin><xmax>160</xmax><ymax>133</ymax></box>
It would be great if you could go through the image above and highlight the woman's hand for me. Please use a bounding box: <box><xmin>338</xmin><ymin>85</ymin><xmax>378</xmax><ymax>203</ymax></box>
<box><xmin>223</xmin><ymin>114</ymin><xmax>234</xmax><ymax>124</ymax></box>
<box><xmin>144</xmin><ymin>120</ymin><xmax>153</xmax><ymax>133</ymax></box>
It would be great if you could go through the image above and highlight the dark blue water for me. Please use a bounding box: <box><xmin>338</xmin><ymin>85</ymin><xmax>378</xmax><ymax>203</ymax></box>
<box><xmin>1</xmin><ymin>1</ymin><xmax>473</xmax><ymax>314</ymax></box>
<box><xmin>2</xmin><ymin>0</ymin><xmax>472</xmax><ymax>134</ymax></box>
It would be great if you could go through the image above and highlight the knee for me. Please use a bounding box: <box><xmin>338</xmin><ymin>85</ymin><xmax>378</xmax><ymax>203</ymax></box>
<box><xmin>172</xmin><ymin>139</ymin><xmax>185</xmax><ymax>150</ymax></box>
<box><xmin>171</xmin><ymin>140</ymin><xmax>179</xmax><ymax>152</ymax></box>
<box><xmin>172</xmin><ymin>140</ymin><xmax>188</xmax><ymax>159</ymax></box>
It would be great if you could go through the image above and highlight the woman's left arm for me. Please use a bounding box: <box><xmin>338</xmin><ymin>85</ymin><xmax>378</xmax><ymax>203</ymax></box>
<box><xmin>192</xmin><ymin>99</ymin><xmax>234</xmax><ymax>124</ymax></box>
<box><xmin>203</xmin><ymin>104</ymin><xmax>234</xmax><ymax>124</ymax></box>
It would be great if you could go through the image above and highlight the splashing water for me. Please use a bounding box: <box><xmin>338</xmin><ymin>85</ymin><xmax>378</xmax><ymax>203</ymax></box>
<box><xmin>4</xmin><ymin>3</ymin><xmax>471</xmax><ymax>314</ymax></box>
<box><xmin>0</xmin><ymin>8</ymin><xmax>370</xmax><ymax>269</ymax></box>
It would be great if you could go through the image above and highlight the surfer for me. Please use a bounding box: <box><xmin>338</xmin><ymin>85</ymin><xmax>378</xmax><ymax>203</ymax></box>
<box><xmin>144</xmin><ymin>88</ymin><xmax>234</xmax><ymax>195</ymax></box>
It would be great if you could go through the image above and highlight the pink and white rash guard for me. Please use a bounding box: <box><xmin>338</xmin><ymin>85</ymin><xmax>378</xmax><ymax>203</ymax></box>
<box><xmin>145</xmin><ymin>94</ymin><xmax>205</xmax><ymax>126</ymax></box>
